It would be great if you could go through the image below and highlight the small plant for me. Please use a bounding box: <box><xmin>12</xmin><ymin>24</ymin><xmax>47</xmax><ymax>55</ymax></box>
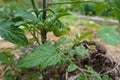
<box><xmin>0</xmin><ymin>0</ymin><xmax>120</xmax><ymax>80</ymax></box>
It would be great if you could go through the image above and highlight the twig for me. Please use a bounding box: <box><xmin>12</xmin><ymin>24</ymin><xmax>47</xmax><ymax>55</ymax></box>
<box><xmin>100</xmin><ymin>63</ymin><xmax>120</xmax><ymax>76</ymax></box>
<box><xmin>65</xmin><ymin>71</ymin><xmax>68</xmax><ymax>80</ymax></box>
<box><xmin>28</xmin><ymin>27</ymin><xmax>40</xmax><ymax>45</ymax></box>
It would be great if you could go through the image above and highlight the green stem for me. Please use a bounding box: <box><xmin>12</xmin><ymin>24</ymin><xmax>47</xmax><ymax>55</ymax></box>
<box><xmin>41</xmin><ymin>29</ymin><xmax>47</xmax><ymax>44</ymax></box>
<box><xmin>41</xmin><ymin>0</ymin><xmax>48</xmax><ymax>79</ymax></box>
<box><xmin>31</xmin><ymin>0</ymin><xmax>36</xmax><ymax>9</ymax></box>
<box><xmin>39</xmin><ymin>8</ymin><xmax>55</xmax><ymax>14</ymax></box>
<box><xmin>31</xmin><ymin>0</ymin><xmax>39</xmax><ymax>17</ymax></box>
<box><xmin>28</xmin><ymin>28</ymin><xmax>40</xmax><ymax>45</ymax></box>
<box><xmin>48</xmin><ymin>1</ymin><xmax>104</xmax><ymax>6</ymax></box>
<box><xmin>33</xmin><ymin>28</ymin><xmax>41</xmax><ymax>45</ymax></box>
<box><xmin>41</xmin><ymin>0</ymin><xmax>47</xmax><ymax>44</ymax></box>
<box><xmin>42</xmin><ymin>0</ymin><xmax>47</xmax><ymax>21</ymax></box>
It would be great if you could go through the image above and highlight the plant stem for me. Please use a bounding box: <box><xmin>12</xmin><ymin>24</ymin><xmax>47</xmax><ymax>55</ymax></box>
<box><xmin>41</xmin><ymin>0</ymin><xmax>48</xmax><ymax>80</ymax></box>
<box><xmin>33</xmin><ymin>29</ymin><xmax>41</xmax><ymax>45</ymax></box>
<box><xmin>31</xmin><ymin>0</ymin><xmax>39</xmax><ymax>16</ymax></box>
<box><xmin>27</xmin><ymin>24</ymin><xmax>40</xmax><ymax>45</ymax></box>
<box><xmin>31</xmin><ymin>0</ymin><xmax>36</xmax><ymax>9</ymax></box>
<box><xmin>48</xmin><ymin>1</ymin><xmax>103</xmax><ymax>6</ymax></box>
<box><xmin>41</xmin><ymin>0</ymin><xmax>47</xmax><ymax>44</ymax></box>
<box><xmin>41</xmin><ymin>30</ymin><xmax>47</xmax><ymax>44</ymax></box>
<box><xmin>42</xmin><ymin>0</ymin><xmax>47</xmax><ymax>21</ymax></box>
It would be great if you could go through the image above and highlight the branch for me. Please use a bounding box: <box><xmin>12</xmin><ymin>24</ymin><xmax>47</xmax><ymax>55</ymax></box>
<box><xmin>31</xmin><ymin>0</ymin><xmax>36</xmax><ymax>9</ymax></box>
<box><xmin>41</xmin><ymin>0</ymin><xmax>47</xmax><ymax>44</ymax></box>
<box><xmin>48</xmin><ymin>1</ymin><xmax>103</xmax><ymax>6</ymax></box>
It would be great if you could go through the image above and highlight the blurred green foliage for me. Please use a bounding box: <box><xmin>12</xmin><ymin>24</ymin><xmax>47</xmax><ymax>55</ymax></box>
<box><xmin>1</xmin><ymin>0</ymin><xmax>120</xmax><ymax>17</ymax></box>
<box><xmin>49</xmin><ymin>0</ymin><xmax>120</xmax><ymax>17</ymax></box>
<box><xmin>0</xmin><ymin>0</ymin><xmax>31</xmax><ymax>8</ymax></box>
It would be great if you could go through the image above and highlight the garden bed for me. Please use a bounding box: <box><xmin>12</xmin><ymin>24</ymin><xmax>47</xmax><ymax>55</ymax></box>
<box><xmin>0</xmin><ymin>15</ymin><xmax>120</xmax><ymax>80</ymax></box>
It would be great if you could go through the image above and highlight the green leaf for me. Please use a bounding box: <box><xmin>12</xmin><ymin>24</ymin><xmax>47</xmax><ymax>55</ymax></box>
<box><xmin>56</xmin><ymin>12</ymin><xmax>71</xmax><ymax>19</ymax></box>
<box><xmin>27</xmin><ymin>72</ymin><xmax>40</xmax><ymax>80</ymax></box>
<box><xmin>112</xmin><ymin>7</ymin><xmax>120</xmax><ymax>22</ymax></box>
<box><xmin>113</xmin><ymin>0</ymin><xmax>120</xmax><ymax>9</ymax></box>
<box><xmin>0</xmin><ymin>52</ymin><xmax>15</xmax><ymax>65</ymax></box>
<box><xmin>5</xmin><ymin>77</ymin><xmax>14</xmax><ymax>80</ymax></box>
<box><xmin>85</xmin><ymin>66</ymin><xmax>102</xmax><ymax>80</ymax></box>
<box><xmin>77</xmin><ymin>76</ymin><xmax>86</xmax><ymax>80</ymax></box>
<box><xmin>14</xmin><ymin>9</ymin><xmax>37</xmax><ymax>22</ymax></box>
<box><xmin>102</xmin><ymin>75</ymin><xmax>112</xmax><ymax>80</ymax></box>
<box><xmin>4</xmin><ymin>69</ymin><xmax>12</xmax><ymax>77</ymax></box>
<box><xmin>76</xmin><ymin>31</ymin><xmax>93</xmax><ymax>42</ymax></box>
<box><xmin>20</xmin><ymin>68</ymin><xmax>29</xmax><ymax>73</ymax></box>
<box><xmin>15</xmin><ymin>21</ymin><xmax>26</xmax><ymax>26</ymax></box>
<box><xmin>0</xmin><ymin>52</ymin><xmax>9</xmax><ymax>65</ymax></box>
<box><xmin>4</xmin><ymin>69</ymin><xmax>14</xmax><ymax>80</ymax></box>
<box><xmin>0</xmin><ymin>20</ymin><xmax>29</xmax><ymax>45</ymax></box>
<box><xmin>67</xmin><ymin>63</ymin><xmax>77</xmax><ymax>72</ymax></box>
<box><xmin>95</xmin><ymin>3</ymin><xmax>107</xmax><ymax>15</ymax></box>
<box><xmin>17</xmin><ymin>43</ymin><xmax>62</xmax><ymax>69</ymax></box>
<box><xmin>98</xmin><ymin>26</ymin><xmax>120</xmax><ymax>46</ymax></box>
<box><xmin>86</xmin><ymin>21</ymin><xmax>101</xmax><ymax>28</ymax></box>
<box><xmin>55</xmin><ymin>37</ymin><xmax>68</xmax><ymax>45</ymax></box>
<box><xmin>74</xmin><ymin>46</ymin><xmax>89</xmax><ymax>58</ymax></box>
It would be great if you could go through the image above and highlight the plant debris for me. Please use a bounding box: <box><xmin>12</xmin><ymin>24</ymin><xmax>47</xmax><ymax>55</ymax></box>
<box><xmin>43</xmin><ymin>40</ymin><xmax>120</xmax><ymax>80</ymax></box>
<box><xmin>80</xmin><ymin>40</ymin><xmax>120</xmax><ymax>80</ymax></box>
<box><xmin>0</xmin><ymin>40</ymin><xmax>120</xmax><ymax>80</ymax></box>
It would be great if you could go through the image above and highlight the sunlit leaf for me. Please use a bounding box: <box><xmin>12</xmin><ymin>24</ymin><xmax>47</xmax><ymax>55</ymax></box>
<box><xmin>17</xmin><ymin>43</ymin><xmax>62</xmax><ymax>69</ymax></box>
<box><xmin>86</xmin><ymin>21</ymin><xmax>101</xmax><ymax>28</ymax></box>
<box><xmin>14</xmin><ymin>9</ymin><xmax>37</xmax><ymax>22</ymax></box>
<box><xmin>98</xmin><ymin>26</ymin><xmax>120</xmax><ymax>46</ymax></box>
<box><xmin>67</xmin><ymin>63</ymin><xmax>77</xmax><ymax>72</ymax></box>
<box><xmin>77</xmin><ymin>31</ymin><xmax>93</xmax><ymax>41</ymax></box>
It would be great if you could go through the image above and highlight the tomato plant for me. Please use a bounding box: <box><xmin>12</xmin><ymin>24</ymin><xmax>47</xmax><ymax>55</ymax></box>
<box><xmin>0</xmin><ymin>0</ymin><xmax>120</xmax><ymax>80</ymax></box>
